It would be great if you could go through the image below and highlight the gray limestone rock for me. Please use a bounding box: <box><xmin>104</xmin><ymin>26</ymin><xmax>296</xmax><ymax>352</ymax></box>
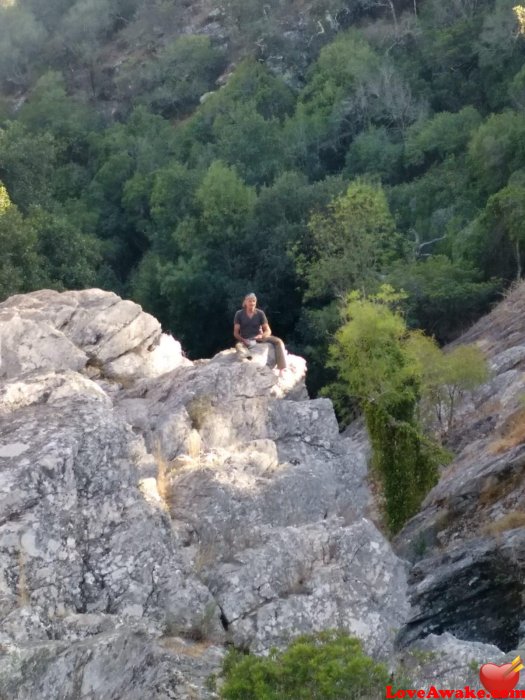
<box><xmin>0</xmin><ymin>289</ymin><xmax>186</xmax><ymax>383</ymax></box>
<box><xmin>0</xmin><ymin>288</ymin><xmax>422</xmax><ymax>697</ymax></box>
<box><xmin>204</xmin><ymin>518</ymin><xmax>410</xmax><ymax>657</ymax></box>
<box><xmin>0</xmin><ymin>368</ymin><xmax>224</xmax><ymax>645</ymax></box>
<box><xmin>0</xmin><ymin>621</ymin><xmax>224</xmax><ymax>700</ymax></box>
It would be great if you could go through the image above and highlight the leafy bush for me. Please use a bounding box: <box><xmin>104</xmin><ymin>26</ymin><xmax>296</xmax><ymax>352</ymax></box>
<box><xmin>325</xmin><ymin>287</ymin><xmax>450</xmax><ymax>532</ymax></box>
<box><xmin>218</xmin><ymin>631</ymin><xmax>390</xmax><ymax>700</ymax></box>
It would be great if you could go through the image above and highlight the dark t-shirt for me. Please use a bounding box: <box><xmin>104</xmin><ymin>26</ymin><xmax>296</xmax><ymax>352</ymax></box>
<box><xmin>234</xmin><ymin>308</ymin><xmax>268</xmax><ymax>339</ymax></box>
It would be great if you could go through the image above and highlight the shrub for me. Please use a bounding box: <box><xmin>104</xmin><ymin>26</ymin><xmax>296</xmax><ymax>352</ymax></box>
<box><xmin>325</xmin><ymin>287</ymin><xmax>453</xmax><ymax>532</ymax></box>
<box><xmin>219</xmin><ymin>631</ymin><xmax>390</xmax><ymax>700</ymax></box>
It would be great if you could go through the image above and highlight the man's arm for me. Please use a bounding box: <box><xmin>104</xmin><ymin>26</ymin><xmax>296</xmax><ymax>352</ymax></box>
<box><xmin>234</xmin><ymin>322</ymin><xmax>250</xmax><ymax>346</ymax></box>
<box><xmin>257</xmin><ymin>322</ymin><xmax>271</xmax><ymax>340</ymax></box>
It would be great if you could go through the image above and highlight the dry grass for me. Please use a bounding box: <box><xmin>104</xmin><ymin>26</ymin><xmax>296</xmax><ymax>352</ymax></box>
<box><xmin>488</xmin><ymin>407</ymin><xmax>525</xmax><ymax>454</ymax></box>
<box><xmin>478</xmin><ymin>474</ymin><xmax>518</xmax><ymax>507</ymax></box>
<box><xmin>482</xmin><ymin>510</ymin><xmax>525</xmax><ymax>535</ymax></box>
<box><xmin>187</xmin><ymin>429</ymin><xmax>202</xmax><ymax>459</ymax></box>
<box><xmin>160</xmin><ymin>637</ymin><xmax>212</xmax><ymax>658</ymax></box>
<box><xmin>154</xmin><ymin>444</ymin><xmax>170</xmax><ymax>505</ymax></box>
<box><xmin>18</xmin><ymin>548</ymin><xmax>29</xmax><ymax>606</ymax></box>
<box><xmin>186</xmin><ymin>395</ymin><xmax>213</xmax><ymax>430</ymax></box>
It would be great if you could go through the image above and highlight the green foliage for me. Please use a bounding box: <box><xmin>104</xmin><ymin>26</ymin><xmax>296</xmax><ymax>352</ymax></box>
<box><xmin>149</xmin><ymin>161</ymin><xmax>199</xmax><ymax>255</ymax></box>
<box><xmin>326</xmin><ymin>287</ymin><xmax>417</xmax><ymax>409</ymax></box>
<box><xmin>0</xmin><ymin>180</ymin><xmax>11</xmax><ymax>213</ymax></box>
<box><xmin>17</xmin><ymin>71</ymin><xmax>98</xmax><ymax>143</ymax></box>
<box><xmin>194</xmin><ymin>160</ymin><xmax>256</xmax><ymax>249</ymax></box>
<box><xmin>405</xmin><ymin>107</ymin><xmax>482</xmax><ymax>168</ymax></box>
<box><xmin>468</xmin><ymin>111</ymin><xmax>525</xmax><ymax>195</ymax></box>
<box><xmin>219</xmin><ymin>631</ymin><xmax>390</xmax><ymax>700</ymax></box>
<box><xmin>0</xmin><ymin>205</ymin><xmax>44</xmax><ymax>299</ymax></box>
<box><xmin>58</xmin><ymin>0</ymin><xmax>113</xmax><ymax>68</ymax></box>
<box><xmin>304</xmin><ymin>180</ymin><xmax>400</xmax><ymax>301</ymax></box>
<box><xmin>345</xmin><ymin>127</ymin><xmax>403</xmax><ymax>183</ymax></box>
<box><xmin>212</xmin><ymin>101</ymin><xmax>286</xmax><ymax>186</ymax></box>
<box><xmin>325</xmin><ymin>289</ymin><xmax>450</xmax><ymax>531</ymax></box>
<box><xmin>29</xmin><ymin>207</ymin><xmax>102</xmax><ymax>290</ymax></box>
<box><xmin>410</xmin><ymin>338</ymin><xmax>489</xmax><ymax>435</ymax></box>
<box><xmin>0</xmin><ymin>4</ymin><xmax>46</xmax><ymax>91</ymax></box>
<box><xmin>457</xmin><ymin>183</ymin><xmax>525</xmax><ymax>281</ymax></box>
<box><xmin>122</xmin><ymin>35</ymin><xmax>226</xmax><ymax>117</ymax></box>
<box><xmin>301</xmin><ymin>31</ymin><xmax>380</xmax><ymax>119</ymax></box>
<box><xmin>0</xmin><ymin>121</ymin><xmax>59</xmax><ymax>211</ymax></box>
<box><xmin>484</xmin><ymin>185</ymin><xmax>525</xmax><ymax>278</ymax></box>
<box><xmin>386</xmin><ymin>256</ymin><xmax>500</xmax><ymax>342</ymax></box>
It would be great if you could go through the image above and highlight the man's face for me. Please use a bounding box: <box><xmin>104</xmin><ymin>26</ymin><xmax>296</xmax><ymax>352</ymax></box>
<box><xmin>245</xmin><ymin>296</ymin><xmax>257</xmax><ymax>312</ymax></box>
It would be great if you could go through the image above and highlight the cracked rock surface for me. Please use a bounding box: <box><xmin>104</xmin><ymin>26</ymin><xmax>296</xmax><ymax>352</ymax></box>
<box><xmin>5</xmin><ymin>288</ymin><xmax>509</xmax><ymax>698</ymax></box>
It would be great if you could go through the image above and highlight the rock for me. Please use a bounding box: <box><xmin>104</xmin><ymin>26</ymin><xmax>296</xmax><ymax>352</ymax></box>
<box><xmin>401</xmin><ymin>632</ymin><xmax>510</xmax><ymax>690</ymax></box>
<box><xmin>0</xmin><ymin>369</ymin><xmax>224</xmax><ymax>639</ymax></box>
<box><xmin>203</xmin><ymin>518</ymin><xmax>409</xmax><ymax>657</ymax></box>
<box><xmin>397</xmin><ymin>529</ymin><xmax>525</xmax><ymax>652</ymax></box>
<box><xmin>0</xmin><ymin>619</ymin><xmax>224</xmax><ymax>700</ymax></box>
<box><xmin>0</xmin><ymin>289</ymin><xmax>180</xmax><ymax>383</ymax></box>
<box><xmin>104</xmin><ymin>333</ymin><xmax>191</xmax><ymax>381</ymax></box>
<box><xmin>392</xmin><ymin>283</ymin><xmax>525</xmax><ymax>657</ymax></box>
<box><xmin>0</xmin><ymin>312</ymin><xmax>88</xmax><ymax>378</ymax></box>
<box><xmin>0</xmin><ymin>288</ymin><xmax>419</xmax><ymax>696</ymax></box>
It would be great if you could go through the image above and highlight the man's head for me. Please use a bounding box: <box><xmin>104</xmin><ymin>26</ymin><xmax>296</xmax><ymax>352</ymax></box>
<box><xmin>243</xmin><ymin>292</ymin><xmax>257</xmax><ymax>311</ymax></box>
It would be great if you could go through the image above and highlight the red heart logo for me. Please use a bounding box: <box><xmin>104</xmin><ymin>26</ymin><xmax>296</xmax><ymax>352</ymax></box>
<box><xmin>479</xmin><ymin>662</ymin><xmax>520</xmax><ymax>698</ymax></box>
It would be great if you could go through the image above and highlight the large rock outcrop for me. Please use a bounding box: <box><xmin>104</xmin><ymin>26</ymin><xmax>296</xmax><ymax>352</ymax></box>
<box><xmin>0</xmin><ymin>288</ymin><xmax>411</xmax><ymax>699</ymax></box>
<box><xmin>396</xmin><ymin>282</ymin><xmax>525</xmax><ymax>653</ymax></box>
<box><xmin>3</xmin><ymin>287</ymin><xmax>525</xmax><ymax>698</ymax></box>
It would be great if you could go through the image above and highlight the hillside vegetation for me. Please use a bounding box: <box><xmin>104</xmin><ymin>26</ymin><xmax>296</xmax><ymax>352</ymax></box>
<box><xmin>0</xmin><ymin>0</ymin><xmax>523</xmax><ymax>395</ymax></box>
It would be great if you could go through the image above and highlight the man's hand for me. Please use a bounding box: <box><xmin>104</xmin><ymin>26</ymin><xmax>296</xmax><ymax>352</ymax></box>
<box><xmin>254</xmin><ymin>334</ymin><xmax>263</xmax><ymax>341</ymax></box>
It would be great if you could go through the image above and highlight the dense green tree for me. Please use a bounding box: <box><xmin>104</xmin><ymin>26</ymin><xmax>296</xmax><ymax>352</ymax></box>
<box><xmin>389</xmin><ymin>157</ymin><xmax>478</xmax><ymax>246</ymax></box>
<box><xmin>326</xmin><ymin>289</ymin><xmax>447</xmax><ymax>531</ymax></box>
<box><xmin>304</xmin><ymin>179</ymin><xmax>400</xmax><ymax>301</ymax></box>
<box><xmin>148</xmin><ymin>161</ymin><xmax>200</xmax><ymax>256</ymax></box>
<box><xmin>219</xmin><ymin>631</ymin><xmax>390</xmax><ymax>700</ymax></box>
<box><xmin>29</xmin><ymin>207</ymin><xmax>103</xmax><ymax>289</ymax></box>
<box><xmin>212</xmin><ymin>101</ymin><xmax>286</xmax><ymax>185</ymax></box>
<box><xmin>17</xmin><ymin>71</ymin><xmax>98</xmax><ymax>146</ymax></box>
<box><xmin>404</xmin><ymin>107</ymin><xmax>482</xmax><ymax>168</ymax></box>
<box><xmin>477</xmin><ymin>0</ymin><xmax>525</xmax><ymax>109</ymax></box>
<box><xmin>0</xmin><ymin>121</ymin><xmax>59</xmax><ymax>211</ymax></box>
<box><xmin>121</xmin><ymin>35</ymin><xmax>226</xmax><ymax>117</ymax></box>
<box><xmin>467</xmin><ymin>110</ymin><xmax>525</xmax><ymax>195</ymax></box>
<box><xmin>345</xmin><ymin>126</ymin><xmax>403</xmax><ymax>183</ymax></box>
<box><xmin>386</xmin><ymin>255</ymin><xmax>500</xmax><ymax>341</ymax></box>
<box><xmin>0</xmin><ymin>202</ymin><xmax>44</xmax><ymax>299</ymax></box>
<box><xmin>19</xmin><ymin>0</ymin><xmax>76</xmax><ymax>32</ymax></box>
<box><xmin>0</xmin><ymin>4</ymin><xmax>46</xmax><ymax>91</ymax></box>
<box><xmin>477</xmin><ymin>184</ymin><xmax>525</xmax><ymax>278</ymax></box>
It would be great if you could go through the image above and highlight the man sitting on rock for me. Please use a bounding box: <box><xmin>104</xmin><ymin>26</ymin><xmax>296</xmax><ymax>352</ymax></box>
<box><xmin>233</xmin><ymin>292</ymin><xmax>288</xmax><ymax>373</ymax></box>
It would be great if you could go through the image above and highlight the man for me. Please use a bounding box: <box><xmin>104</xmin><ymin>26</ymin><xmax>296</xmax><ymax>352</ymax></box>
<box><xmin>233</xmin><ymin>293</ymin><xmax>288</xmax><ymax>372</ymax></box>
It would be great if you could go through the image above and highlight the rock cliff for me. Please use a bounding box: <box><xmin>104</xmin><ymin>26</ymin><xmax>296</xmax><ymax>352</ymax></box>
<box><xmin>0</xmin><ymin>289</ymin><xmax>409</xmax><ymax>699</ymax></box>
<box><xmin>1</xmin><ymin>287</ymin><xmax>524</xmax><ymax>698</ymax></box>
<box><xmin>395</xmin><ymin>283</ymin><xmax>525</xmax><ymax>655</ymax></box>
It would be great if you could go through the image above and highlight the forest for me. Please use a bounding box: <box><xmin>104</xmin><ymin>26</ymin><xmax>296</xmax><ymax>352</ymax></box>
<box><xmin>0</xmin><ymin>0</ymin><xmax>524</xmax><ymax>397</ymax></box>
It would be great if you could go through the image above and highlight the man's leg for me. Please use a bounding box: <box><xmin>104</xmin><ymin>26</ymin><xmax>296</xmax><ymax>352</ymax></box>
<box><xmin>263</xmin><ymin>336</ymin><xmax>287</xmax><ymax>370</ymax></box>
